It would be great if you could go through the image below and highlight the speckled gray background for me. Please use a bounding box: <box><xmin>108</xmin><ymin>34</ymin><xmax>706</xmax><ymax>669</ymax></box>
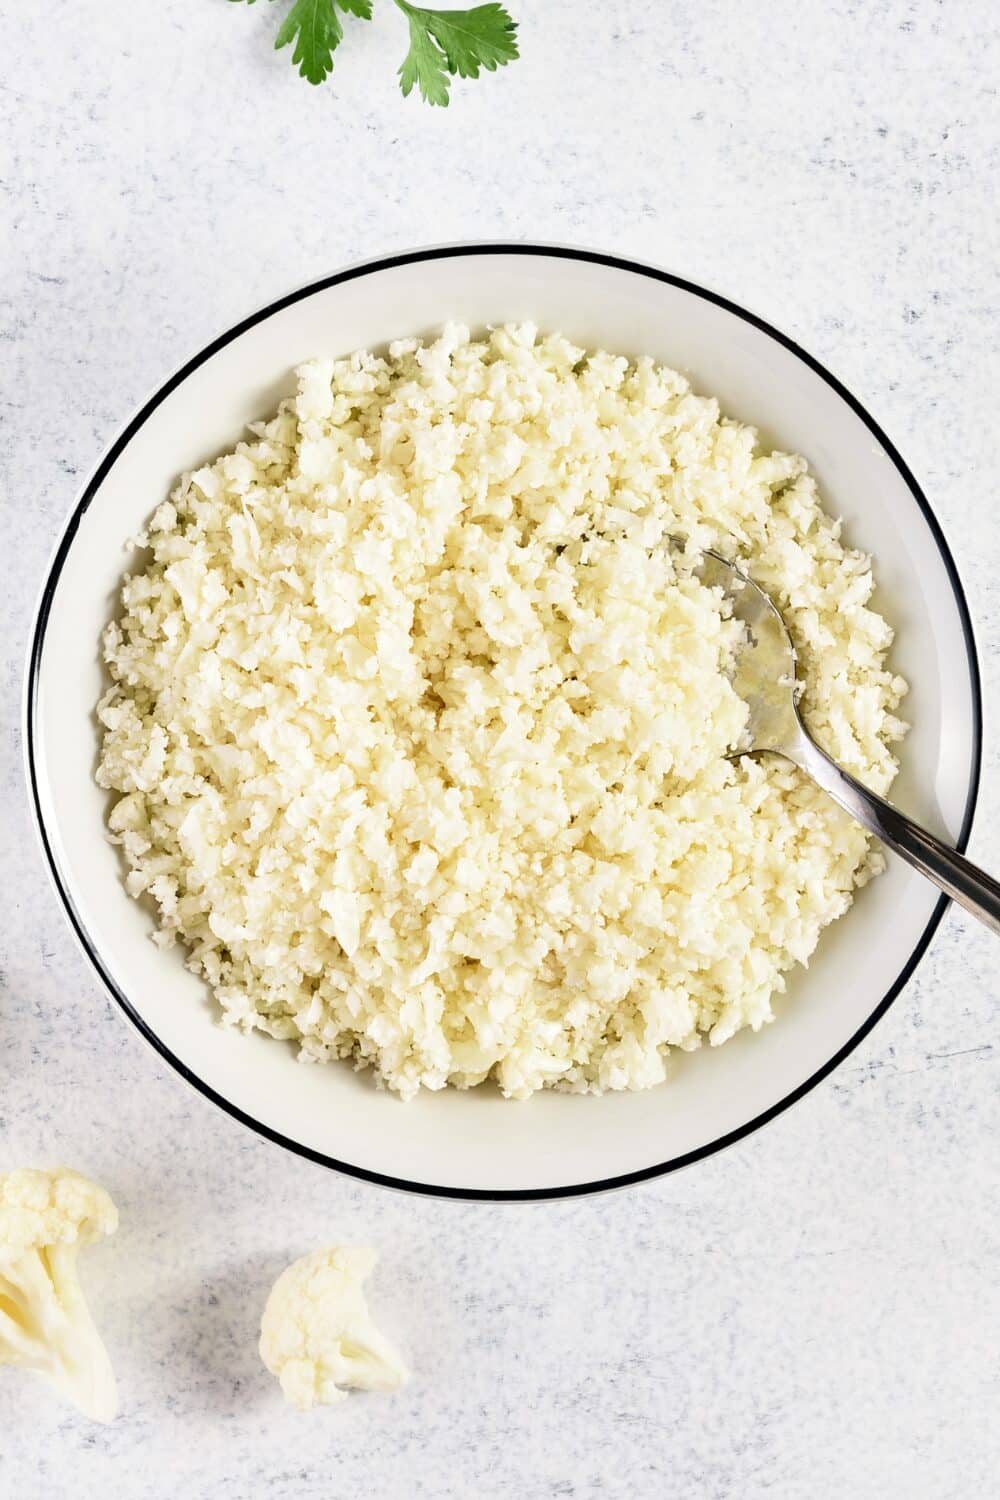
<box><xmin>2</xmin><ymin>1</ymin><xmax>998</xmax><ymax>1495</ymax></box>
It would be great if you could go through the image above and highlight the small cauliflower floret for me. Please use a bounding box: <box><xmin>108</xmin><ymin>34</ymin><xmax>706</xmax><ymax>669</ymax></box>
<box><xmin>259</xmin><ymin>1247</ymin><xmax>408</xmax><ymax>1411</ymax></box>
<box><xmin>0</xmin><ymin>1168</ymin><xmax>118</xmax><ymax>1422</ymax></box>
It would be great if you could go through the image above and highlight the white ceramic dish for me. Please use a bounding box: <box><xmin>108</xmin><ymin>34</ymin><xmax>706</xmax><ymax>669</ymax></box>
<box><xmin>26</xmin><ymin>246</ymin><xmax>981</xmax><ymax>1200</ymax></box>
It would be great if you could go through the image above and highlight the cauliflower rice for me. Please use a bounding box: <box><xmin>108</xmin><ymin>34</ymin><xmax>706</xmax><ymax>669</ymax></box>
<box><xmin>97</xmin><ymin>324</ymin><xmax>907</xmax><ymax>1099</ymax></box>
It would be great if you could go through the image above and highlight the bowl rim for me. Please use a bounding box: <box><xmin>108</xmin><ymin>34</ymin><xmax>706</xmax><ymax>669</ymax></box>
<box><xmin>23</xmin><ymin>242</ymin><xmax>984</xmax><ymax>1202</ymax></box>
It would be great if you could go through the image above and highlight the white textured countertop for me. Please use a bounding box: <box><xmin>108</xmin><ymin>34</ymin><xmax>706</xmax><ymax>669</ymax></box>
<box><xmin>2</xmin><ymin>2</ymin><xmax>998</xmax><ymax>1495</ymax></box>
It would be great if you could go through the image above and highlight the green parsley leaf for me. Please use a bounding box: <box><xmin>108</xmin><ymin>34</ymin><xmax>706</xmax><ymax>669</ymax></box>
<box><xmin>398</xmin><ymin>9</ymin><xmax>453</xmax><ymax>105</ymax></box>
<box><xmin>274</xmin><ymin>0</ymin><xmax>345</xmax><ymax>84</ymax></box>
<box><xmin>228</xmin><ymin>0</ymin><xmax>369</xmax><ymax>86</ymax></box>
<box><xmin>229</xmin><ymin>0</ymin><xmax>519</xmax><ymax>103</ymax></box>
<box><xmin>398</xmin><ymin>2</ymin><xmax>518</xmax><ymax>89</ymax></box>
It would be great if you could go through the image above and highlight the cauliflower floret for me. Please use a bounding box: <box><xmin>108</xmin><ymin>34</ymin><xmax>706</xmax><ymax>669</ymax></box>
<box><xmin>259</xmin><ymin>1247</ymin><xmax>408</xmax><ymax>1411</ymax></box>
<box><xmin>0</xmin><ymin>1168</ymin><xmax>118</xmax><ymax>1422</ymax></box>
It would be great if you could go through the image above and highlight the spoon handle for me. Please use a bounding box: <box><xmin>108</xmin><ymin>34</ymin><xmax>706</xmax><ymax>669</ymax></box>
<box><xmin>791</xmin><ymin>731</ymin><xmax>1000</xmax><ymax>937</ymax></box>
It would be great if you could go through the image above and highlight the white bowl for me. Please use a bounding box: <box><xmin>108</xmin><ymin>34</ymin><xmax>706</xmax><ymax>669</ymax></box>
<box><xmin>26</xmin><ymin>246</ymin><xmax>981</xmax><ymax>1199</ymax></box>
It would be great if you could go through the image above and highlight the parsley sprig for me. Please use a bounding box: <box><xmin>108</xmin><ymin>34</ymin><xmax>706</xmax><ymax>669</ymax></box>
<box><xmin>231</xmin><ymin>0</ymin><xmax>519</xmax><ymax>103</ymax></box>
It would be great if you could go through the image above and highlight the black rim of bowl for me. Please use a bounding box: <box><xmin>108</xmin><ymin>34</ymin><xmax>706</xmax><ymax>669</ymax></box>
<box><xmin>25</xmin><ymin>244</ymin><xmax>984</xmax><ymax>1202</ymax></box>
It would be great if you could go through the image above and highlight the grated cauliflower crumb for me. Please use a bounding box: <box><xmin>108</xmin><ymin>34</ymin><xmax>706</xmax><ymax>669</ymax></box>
<box><xmin>96</xmin><ymin>324</ymin><xmax>907</xmax><ymax>1099</ymax></box>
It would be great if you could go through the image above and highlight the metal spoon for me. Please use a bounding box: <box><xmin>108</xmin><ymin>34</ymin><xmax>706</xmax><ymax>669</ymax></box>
<box><xmin>694</xmin><ymin>549</ymin><xmax>1000</xmax><ymax>935</ymax></box>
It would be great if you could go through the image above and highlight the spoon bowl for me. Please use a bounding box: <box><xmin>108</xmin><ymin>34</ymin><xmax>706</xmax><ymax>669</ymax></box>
<box><xmin>698</xmin><ymin>550</ymin><xmax>1000</xmax><ymax>936</ymax></box>
<box><xmin>693</xmin><ymin>550</ymin><xmax>801</xmax><ymax>754</ymax></box>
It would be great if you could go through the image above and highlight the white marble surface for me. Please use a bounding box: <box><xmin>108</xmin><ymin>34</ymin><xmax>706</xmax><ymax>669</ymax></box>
<box><xmin>2</xmin><ymin>1</ymin><xmax>998</xmax><ymax>1494</ymax></box>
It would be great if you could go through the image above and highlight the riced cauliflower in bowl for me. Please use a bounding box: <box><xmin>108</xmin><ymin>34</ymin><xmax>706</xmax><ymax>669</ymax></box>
<box><xmin>95</xmin><ymin>322</ymin><xmax>907</xmax><ymax>1101</ymax></box>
